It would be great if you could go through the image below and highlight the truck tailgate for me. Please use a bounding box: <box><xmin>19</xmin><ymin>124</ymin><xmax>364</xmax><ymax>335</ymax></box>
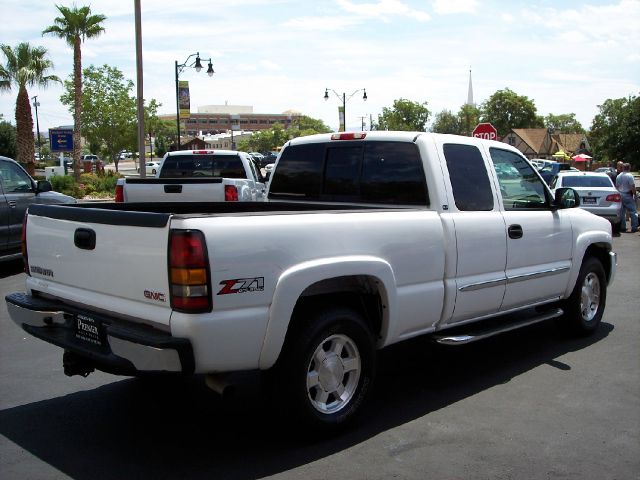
<box><xmin>124</xmin><ymin>178</ymin><xmax>225</xmax><ymax>202</ymax></box>
<box><xmin>24</xmin><ymin>204</ymin><xmax>174</xmax><ymax>327</ymax></box>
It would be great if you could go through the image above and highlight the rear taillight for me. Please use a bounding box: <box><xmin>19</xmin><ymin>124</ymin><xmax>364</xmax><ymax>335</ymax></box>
<box><xmin>169</xmin><ymin>230</ymin><xmax>211</xmax><ymax>312</ymax></box>
<box><xmin>225</xmin><ymin>185</ymin><xmax>239</xmax><ymax>201</ymax></box>
<box><xmin>22</xmin><ymin>213</ymin><xmax>29</xmax><ymax>275</ymax></box>
<box><xmin>115</xmin><ymin>184</ymin><xmax>124</xmax><ymax>202</ymax></box>
<box><xmin>606</xmin><ymin>193</ymin><xmax>621</xmax><ymax>202</ymax></box>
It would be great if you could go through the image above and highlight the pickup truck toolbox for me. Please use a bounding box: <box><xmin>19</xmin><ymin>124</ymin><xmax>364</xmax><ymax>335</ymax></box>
<box><xmin>6</xmin><ymin>132</ymin><xmax>616</xmax><ymax>431</ymax></box>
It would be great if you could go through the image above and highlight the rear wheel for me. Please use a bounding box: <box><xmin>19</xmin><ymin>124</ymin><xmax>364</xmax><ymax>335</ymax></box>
<box><xmin>269</xmin><ymin>305</ymin><xmax>376</xmax><ymax>431</ymax></box>
<box><xmin>558</xmin><ymin>257</ymin><xmax>607</xmax><ymax>335</ymax></box>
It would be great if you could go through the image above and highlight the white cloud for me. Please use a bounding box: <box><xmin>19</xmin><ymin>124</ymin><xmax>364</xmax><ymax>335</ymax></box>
<box><xmin>336</xmin><ymin>0</ymin><xmax>431</xmax><ymax>21</ymax></box>
<box><xmin>282</xmin><ymin>16</ymin><xmax>359</xmax><ymax>30</ymax></box>
<box><xmin>501</xmin><ymin>13</ymin><xmax>514</xmax><ymax>23</ymax></box>
<box><xmin>259</xmin><ymin>60</ymin><xmax>281</xmax><ymax>71</ymax></box>
<box><xmin>431</xmin><ymin>0</ymin><xmax>478</xmax><ymax>15</ymax></box>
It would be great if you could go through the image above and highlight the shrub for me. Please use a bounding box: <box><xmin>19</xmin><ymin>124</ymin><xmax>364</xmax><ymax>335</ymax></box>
<box><xmin>50</xmin><ymin>172</ymin><xmax>122</xmax><ymax>199</ymax></box>
<box><xmin>49</xmin><ymin>174</ymin><xmax>84</xmax><ymax>198</ymax></box>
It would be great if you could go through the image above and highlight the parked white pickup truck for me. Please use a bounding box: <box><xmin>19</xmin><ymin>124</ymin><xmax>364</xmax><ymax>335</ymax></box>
<box><xmin>115</xmin><ymin>149</ymin><xmax>266</xmax><ymax>202</ymax></box>
<box><xmin>6</xmin><ymin>132</ymin><xmax>616</xmax><ymax>431</ymax></box>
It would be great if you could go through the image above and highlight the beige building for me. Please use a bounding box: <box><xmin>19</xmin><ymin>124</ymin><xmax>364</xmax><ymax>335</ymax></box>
<box><xmin>502</xmin><ymin>128</ymin><xmax>590</xmax><ymax>160</ymax></box>
<box><xmin>160</xmin><ymin>104</ymin><xmax>301</xmax><ymax>138</ymax></box>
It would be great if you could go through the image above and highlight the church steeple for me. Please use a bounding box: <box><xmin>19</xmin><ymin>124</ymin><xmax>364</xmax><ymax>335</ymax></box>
<box><xmin>466</xmin><ymin>68</ymin><xmax>474</xmax><ymax>106</ymax></box>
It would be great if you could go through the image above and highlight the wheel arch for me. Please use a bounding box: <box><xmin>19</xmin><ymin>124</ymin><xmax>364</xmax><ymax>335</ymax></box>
<box><xmin>258</xmin><ymin>256</ymin><xmax>396</xmax><ymax>370</ymax></box>
<box><xmin>565</xmin><ymin>239</ymin><xmax>615</xmax><ymax>298</ymax></box>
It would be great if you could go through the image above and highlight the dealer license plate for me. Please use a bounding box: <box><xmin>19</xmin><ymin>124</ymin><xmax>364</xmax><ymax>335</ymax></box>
<box><xmin>582</xmin><ymin>197</ymin><xmax>597</xmax><ymax>205</ymax></box>
<box><xmin>75</xmin><ymin>314</ymin><xmax>104</xmax><ymax>347</ymax></box>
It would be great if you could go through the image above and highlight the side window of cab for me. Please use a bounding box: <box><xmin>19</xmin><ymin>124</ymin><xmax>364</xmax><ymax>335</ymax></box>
<box><xmin>0</xmin><ymin>159</ymin><xmax>33</xmax><ymax>193</ymax></box>
<box><xmin>443</xmin><ymin>143</ymin><xmax>494</xmax><ymax>211</ymax></box>
<box><xmin>489</xmin><ymin>148</ymin><xmax>549</xmax><ymax>210</ymax></box>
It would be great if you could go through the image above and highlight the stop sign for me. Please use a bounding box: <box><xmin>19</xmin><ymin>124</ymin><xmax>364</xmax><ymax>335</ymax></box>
<box><xmin>472</xmin><ymin>123</ymin><xmax>498</xmax><ymax>141</ymax></box>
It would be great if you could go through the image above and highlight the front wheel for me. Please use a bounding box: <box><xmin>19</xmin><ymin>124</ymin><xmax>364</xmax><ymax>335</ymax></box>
<box><xmin>268</xmin><ymin>305</ymin><xmax>376</xmax><ymax>431</ymax></box>
<box><xmin>558</xmin><ymin>257</ymin><xmax>607</xmax><ymax>335</ymax></box>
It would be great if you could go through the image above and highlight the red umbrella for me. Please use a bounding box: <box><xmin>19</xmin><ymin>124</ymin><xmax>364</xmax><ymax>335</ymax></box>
<box><xmin>572</xmin><ymin>154</ymin><xmax>592</xmax><ymax>162</ymax></box>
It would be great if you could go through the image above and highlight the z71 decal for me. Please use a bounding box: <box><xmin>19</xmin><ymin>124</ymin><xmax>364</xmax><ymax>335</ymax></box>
<box><xmin>218</xmin><ymin>277</ymin><xmax>265</xmax><ymax>295</ymax></box>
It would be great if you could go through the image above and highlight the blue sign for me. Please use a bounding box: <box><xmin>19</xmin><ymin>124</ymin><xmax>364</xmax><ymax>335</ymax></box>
<box><xmin>49</xmin><ymin>129</ymin><xmax>74</xmax><ymax>152</ymax></box>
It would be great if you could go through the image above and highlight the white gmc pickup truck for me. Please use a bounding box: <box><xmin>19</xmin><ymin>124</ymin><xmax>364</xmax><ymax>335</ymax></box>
<box><xmin>115</xmin><ymin>149</ymin><xmax>266</xmax><ymax>202</ymax></box>
<box><xmin>6</xmin><ymin>132</ymin><xmax>616</xmax><ymax>431</ymax></box>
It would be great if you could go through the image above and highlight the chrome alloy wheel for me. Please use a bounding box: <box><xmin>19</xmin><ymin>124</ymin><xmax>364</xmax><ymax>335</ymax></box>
<box><xmin>306</xmin><ymin>334</ymin><xmax>361</xmax><ymax>414</ymax></box>
<box><xmin>580</xmin><ymin>272</ymin><xmax>601</xmax><ymax>322</ymax></box>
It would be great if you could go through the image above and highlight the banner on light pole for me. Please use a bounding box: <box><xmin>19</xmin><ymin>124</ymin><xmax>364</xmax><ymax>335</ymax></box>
<box><xmin>338</xmin><ymin>106</ymin><xmax>345</xmax><ymax>132</ymax></box>
<box><xmin>178</xmin><ymin>80</ymin><xmax>190</xmax><ymax>119</ymax></box>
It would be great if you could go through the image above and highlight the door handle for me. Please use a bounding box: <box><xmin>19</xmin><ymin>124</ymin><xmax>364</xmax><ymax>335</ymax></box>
<box><xmin>74</xmin><ymin>228</ymin><xmax>96</xmax><ymax>250</ymax></box>
<box><xmin>164</xmin><ymin>185</ymin><xmax>182</xmax><ymax>193</ymax></box>
<box><xmin>508</xmin><ymin>224</ymin><xmax>523</xmax><ymax>239</ymax></box>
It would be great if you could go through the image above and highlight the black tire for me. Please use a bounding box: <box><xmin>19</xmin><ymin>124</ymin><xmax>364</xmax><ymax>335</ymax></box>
<box><xmin>558</xmin><ymin>257</ymin><xmax>607</xmax><ymax>336</ymax></box>
<box><xmin>269</xmin><ymin>305</ymin><xmax>376</xmax><ymax>431</ymax></box>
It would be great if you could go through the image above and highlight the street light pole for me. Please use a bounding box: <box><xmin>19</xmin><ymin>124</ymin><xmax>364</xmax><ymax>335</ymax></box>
<box><xmin>175</xmin><ymin>52</ymin><xmax>214</xmax><ymax>150</ymax></box>
<box><xmin>32</xmin><ymin>96</ymin><xmax>41</xmax><ymax>160</ymax></box>
<box><xmin>324</xmin><ymin>88</ymin><xmax>367</xmax><ymax>132</ymax></box>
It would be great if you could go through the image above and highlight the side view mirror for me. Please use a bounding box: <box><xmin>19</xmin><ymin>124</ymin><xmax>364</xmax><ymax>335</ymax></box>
<box><xmin>36</xmin><ymin>180</ymin><xmax>52</xmax><ymax>193</ymax></box>
<box><xmin>553</xmin><ymin>187</ymin><xmax>580</xmax><ymax>209</ymax></box>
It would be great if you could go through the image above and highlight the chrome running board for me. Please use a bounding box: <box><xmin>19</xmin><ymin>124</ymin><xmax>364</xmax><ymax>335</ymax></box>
<box><xmin>433</xmin><ymin>307</ymin><xmax>563</xmax><ymax>345</ymax></box>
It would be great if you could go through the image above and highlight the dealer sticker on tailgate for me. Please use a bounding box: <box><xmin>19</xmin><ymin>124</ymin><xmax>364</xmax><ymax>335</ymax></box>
<box><xmin>75</xmin><ymin>314</ymin><xmax>103</xmax><ymax>347</ymax></box>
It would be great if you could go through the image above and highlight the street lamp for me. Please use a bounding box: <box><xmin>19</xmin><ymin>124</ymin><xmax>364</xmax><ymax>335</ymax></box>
<box><xmin>175</xmin><ymin>52</ymin><xmax>214</xmax><ymax>149</ymax></box>
<box><xmin>32</xmin><ymin>96</ymin><xmax>41</xmax><ymax>161</ymax></box>
<box><xmin>324</xmin><ymin>88</ymin><xmax>367</xmax><ymax>132</ymax></box>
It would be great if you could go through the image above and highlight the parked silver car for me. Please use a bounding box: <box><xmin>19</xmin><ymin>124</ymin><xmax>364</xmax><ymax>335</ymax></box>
<box><xmin>550</xmin><ymin>171</ymin><xmax>621</xmax><ymax>227</ymax></box>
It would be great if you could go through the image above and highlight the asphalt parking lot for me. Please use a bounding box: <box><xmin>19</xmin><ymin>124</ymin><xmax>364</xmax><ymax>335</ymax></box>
<box><xmin>0</xmin><ymin>234</ymin><xmax>638</xmax><ymax>480</ymax></box>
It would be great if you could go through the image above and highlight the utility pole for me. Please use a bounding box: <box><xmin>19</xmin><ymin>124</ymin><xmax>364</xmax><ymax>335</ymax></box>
<box><xmin>32</xmin><ymin>96</ymin><xmax>41</xmax><ymax>160</ymax></box>
<box><xmin>358</xmin><ymin>116</ymin><xmax>367</xmax><ymax>131</ymax></box>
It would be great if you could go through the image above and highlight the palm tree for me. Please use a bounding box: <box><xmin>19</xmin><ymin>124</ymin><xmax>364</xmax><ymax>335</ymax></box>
<box><xmin>43</xmin><ymin>4</ymin><xmax>106</xmax><ymax>181</ymax></box>
<box><xmin>0</xmin><ymin>43</ymin><xmax>60</xmax><ymax>175</ymax></box>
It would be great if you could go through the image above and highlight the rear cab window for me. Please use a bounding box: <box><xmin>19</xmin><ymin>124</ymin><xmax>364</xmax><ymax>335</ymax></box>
<box><xmin>159</xmin><ymin>154</ymin><xmax>247</xmax><ymax>179</ymax></box>
<box><xmin>269</xmin><ymin>141</ymin><xmax>428</xmax><ymax>206</ymax></box>
<box><xmin>442</xmin><ymin>143</ymin><xmax>494</xmax><ymax>211</ymax></box>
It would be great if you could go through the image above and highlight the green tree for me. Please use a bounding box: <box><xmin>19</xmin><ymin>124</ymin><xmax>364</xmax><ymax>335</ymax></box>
<box><xmin>144</xmin><ymin>98</ymin><xmax>162</xmax><ymax>160</ymax></box>
<box><xmin>431</xmin><ymin>109</ymin><xmax>461</xmax><ymax>134</ymax></box>
<box><xmin>376</xmin><ymin>98</ymin><xmax>430</xmax><ymax>131</ymax></box>
<box><xmin>480</xmin><ymin>88</ymin><xmax>543</xmax><ymax>138</ymax></box>
<box><xmin>60</xmin><ymin>64</ymin><xmax>136</xmax><ymax>171</ymax></box>
<box><xmin>0</xmin><ymin>118</ymin><xmax>17</xmax><ymax>158</ymax></box>
<box><xmin>153</xmin><ymin>119</ymin><xmax>175</xmax><ymax>158</ymax></box>
<box><xmin>458</xmin><ymin>104</ymin><xmax>481</xmax><ymax>136</ymax></box>
<box><xmin>544</xmin><ymin>113</ymin><xmax>585</xmax><ymax>134</ymax></box>
<box><xmin>291</xmin><ymin>115</ymin><xmax>332</xmax><ymax>136</ymax></box>
<box><xmin>43</xmin><ymin>4</ymin><xmax>106</xmax><ymax>180</ymax></box>
<box><xmin>237</xmin><ymin>123</ymin><xmax>291</xmax><ymax>152</ymax></box>
<box><xmin>589</xmin><ymin>95</ymin><xmax>640</xmax><ymax>168</ymax></box>
<box><xmin>0</xmin><ymin>42</ymin><xmax>60</xmax><ymax>174</ymax></box>
<box><xmin>237</xmin><ymin>116</ymin><xmax>330</xmax><ymax>153</ymax></box>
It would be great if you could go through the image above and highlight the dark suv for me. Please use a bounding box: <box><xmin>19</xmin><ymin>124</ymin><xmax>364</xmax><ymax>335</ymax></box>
<box><xmin>539</xmin><ymin>162</ymin><xmax>578</xmax><ymax>185</ymax></box>
<box><xmin>0</xmin><ymin>156</ymin><xmax>75</xmax><ymax>262</ymax></box>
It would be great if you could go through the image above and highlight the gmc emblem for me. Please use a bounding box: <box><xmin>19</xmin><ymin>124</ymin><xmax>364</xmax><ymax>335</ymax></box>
<box><xmin>144</xmin><ymin>290</ymin><xmax>166</xmax><ymax>302</ymax></box>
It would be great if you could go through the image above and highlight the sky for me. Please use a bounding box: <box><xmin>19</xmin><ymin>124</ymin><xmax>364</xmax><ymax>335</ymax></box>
<box><xmin>1</xmin><ymin>0</ymin><xmax>639</xmax><ymax>134</ymax></box>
